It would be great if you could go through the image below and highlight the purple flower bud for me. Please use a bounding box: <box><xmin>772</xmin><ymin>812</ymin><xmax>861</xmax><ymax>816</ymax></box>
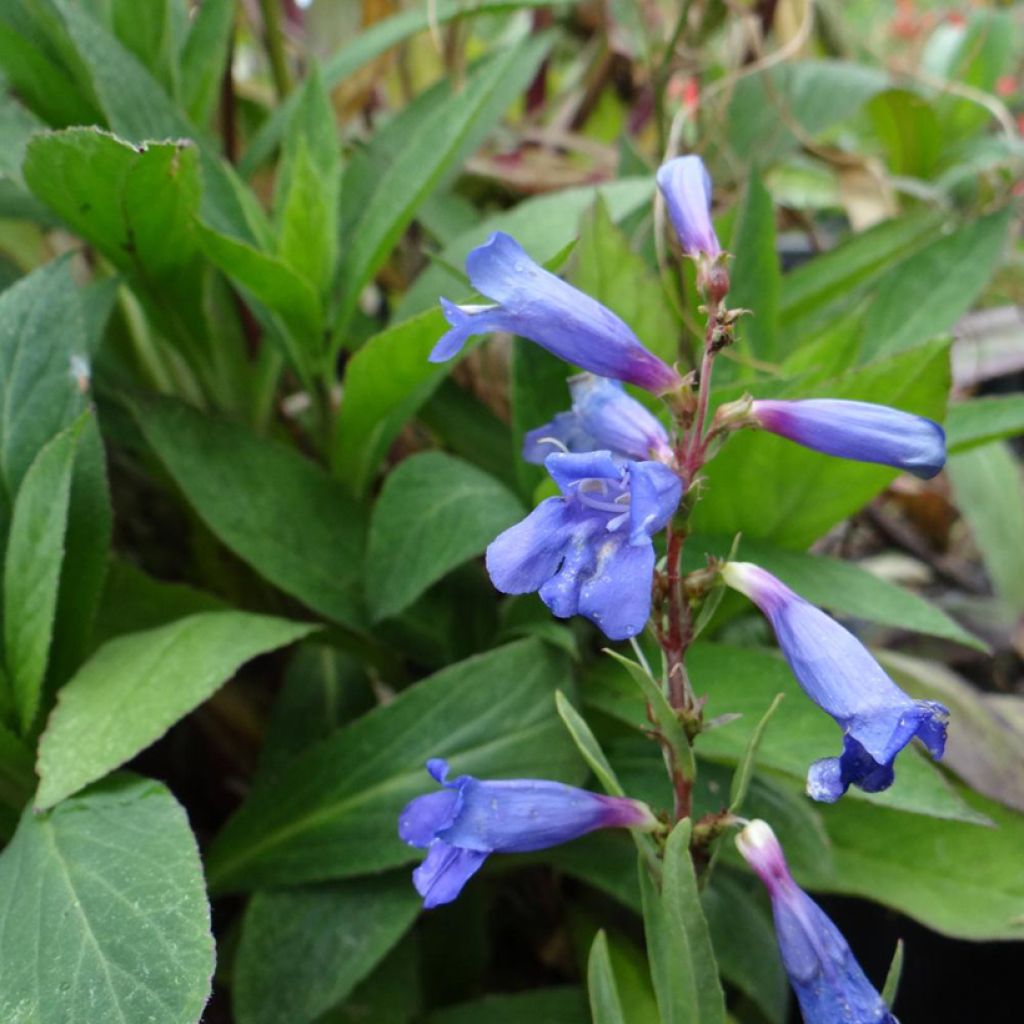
<box><xmin>751</xmin><ymin>399</ymin><xmax>946</xmax><ymax>479</ymax></box>
<box><xmin>399</xmin><ymin>758</ymin><xmax>657</xmax><ymax>907</ymax></box>
<box><xmin>523</xmin><ymin>374</ymin><xmax>674</xmax><ymax>465</ymax></box>
<box><xmin>431</xmin><ymin>232</ymin><xmax>681</xmax><ymax>394</ymax></box>
<box><xmin>656</xmin><ymin>155</ymin><xmax>722</xmax><ymax>259</ymax></box>
<box><xmin>736</xmin><ymin>820</ymin><xmax>897</xmax><ymax>1024</ymax></box>
<box><xmin>487</xmin><ymin>450</ymin><xmax>683</xmax><ymax>639</ymax></box>
<box><xmin>722</xmin><ymin>562</ymin><xmax>948</xmax><ymax>802</ymax></box>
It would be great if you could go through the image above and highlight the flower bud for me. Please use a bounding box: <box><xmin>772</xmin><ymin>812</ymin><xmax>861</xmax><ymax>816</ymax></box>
<box><xmin>656</xmin><ymin>155</ymin><xmax>722</xmax><ymax>260</ymax></box>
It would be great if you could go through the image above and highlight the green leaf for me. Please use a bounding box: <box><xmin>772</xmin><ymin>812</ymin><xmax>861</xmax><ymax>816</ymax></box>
<box><xmin>691</xmin><ymin>535</ymin><xmax>985</xmax><ymax>650</ymax></box>
<box><xmin>555</xmin><ymin>690</ymin><xmax>626</xmax><ymax>798</ymax></box>
<box><xmin>47</xmin><ymin>413</ymin><xmax>113</xmax><ymax>689</ymax></box>
<box><xmin>661</xmin><ymin>820</ymin><xmax>727</xmax><ymax>1024</ymax></box>
<box><xmin>239</xmin><ymin>0</ymin><xmax>577</xmax><ymax>176</ymax></box>
<box><xmin>866</xmin><ymin>89</ymin><xmax>941</xmax><ymax>179</ymax></box>
<box><xmin>881</xmin><ymin>939</ymin><xmax>904</xmax><ymax>1008</ymax></box>
<box><xmin>570</xmin><ymin>196</ymin><xmax>679</xmax><ymax>368</ymax></box>
<box><xmin>205</xmin><ymin>639</ymin><xmax>582</xmax><ymax>891</ymax></box>
<box><xmin>0</xmin><ymin>719</ymin><xmax>33</xmax><ymax>837</ymax></box>
<box><xmin>778</xmin><ymin>210</ymin><xmax>944</xmax><ymax>346</ymax></box>
<box><xmin>133</xmin><ymin>396</ymin><xmax>368</xmax><ymax>630</ymax></box>
<box><xmin>424</xmin><ymin>988</ymin><xmax>588</xmax><ymax>1024</ymax></box>
<box><xmin>334</xmin><ymin>36</ymin><xmax>552</xmax><ymax>334</ymax></box>
<box><xmin>689</xmin><ymin>643</ymin><xmax>986</xmax><ymax>823</ymax></box>
<box><xmin>727</xmin><ymin>166</ymin><xmax>781</xmax><ymax>373</ymax></box>
<box><xmin>109</xmin><ymin>0</ymin><xmax>177</xmax><ymax>93</ymax></box>
<box><xmin>860</xmin><ymin>209</ymin><xmax>1011</xmax><ymax>361</ymax></box>
<box><xmin>4</xmin><ymin>416</ymin><xmax>84</xmax><ymax>733</ymax></box>
<box><xmin>725</xmin><ymin>60</ymin><xmax>890</xmax><ymax>165</ymax></box>
<box><xmin>36</xmin><ymin>611</ymin><xmax>315</xmax><ymax>809</ymax></box>
<box><xmin>0</xmin><ymin>257</ymin><xmax>88</xmax><ymax>520</ymax></box>
<box><xmin>0</xmin><ymin>775</ymin><xmax>214</xmax><ymax>1024</ymax></box>
<box><xmin>947</xmin><ymin>440</ymin><xmax>1024</xmax><ymax>615</ymax></box>
<box><xmin>695</xmin><ymin>339</ymin><xmax>951</xmax><ymax>548</ymax></box>
<box><xmin>233</xmin><ymin>874</ymin><xmax>420</xmax><ymax>1024</ymax></box>
<box><xmin>278</xmin><ymin>137</ymin><xmax>337</xmax><ymax>295</ymax></box>
<box><xmin>365</xmin><ymin>452</ymin><xmax>524</xmax><ymax>621</ymax></box>
<box><xmin>587</xmin><ymin>931</ymin><xmax>628</xmax><ymax>1024</ymax></box>
<box><xmin>396</xmin><ymin>177</ymin><xmax>655</xmax><ymax>320</ymax></box>
<box><xmin>179</xmin><ymin>0</ymin><xmax>234</xmax><ymax>125</ymax></box>
<box><xmin>806</xmin><ymin>785</ymin><xmax>1024</xmax><ymax>940</ymax></box>
<box><xmin>331</xmin><ymin>308</ymin><xmax>449</xmax><ymax>494</ymax></box>
<box><xmin>728</xmin><ymin>692</ymin><xmax>785</xmax><ymax>813</ymax></box>
<box><xmin>946</xmin><ymin>396</ymin><xmax>1024</xmax><ymax>454</ymax></box>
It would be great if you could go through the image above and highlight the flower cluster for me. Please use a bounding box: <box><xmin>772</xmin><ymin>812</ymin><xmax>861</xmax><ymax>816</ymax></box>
<box><xmin>401</xmin><ymin>154</ymin><xmax>950</xmax><ymax>1023</ymax></box>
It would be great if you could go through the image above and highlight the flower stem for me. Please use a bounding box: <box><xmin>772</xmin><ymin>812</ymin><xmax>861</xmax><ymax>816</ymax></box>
<box><xmin>259</xmin><ymin>0</ymin><xmax>292</xmax><ymax>99</ymax></box>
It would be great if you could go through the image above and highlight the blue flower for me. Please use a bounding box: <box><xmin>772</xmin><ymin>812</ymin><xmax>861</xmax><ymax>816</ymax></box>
<box><xmin>722</xmin><ymin>562</ymin><xmax>948</xmax><ymax>802</ymax></box>
<box><xmin>399</xmin><ymin>758</ymin><xmax>657</xmax><ymax>908</ymax></box>
<box><xmin>487</xmin><ymin>451</ymin><xmax>683</xmax><ymax>639</ymax></box>
<box><xmin>656</xmin><ymin>155</ymin><xmax>722</xmax><ymax>259</ymax></box>
<box><xmin>523</xmin><ymin>374</ymin><xmax>674</xmax><ymax>465</ymax></box>
<box><xmin>736</xmin><ymin>820</ymin><xmax>897</xmax><ymax>1024</ymax></box>
<box><xmin>430</xmin><ymin>232</ymin><xmax>682</xmax><ymax>394</ymax></box>
<box><xmin>751</xmin><ymin>399</ymin><xmax>946</xmax><ymax>479</ymax></box>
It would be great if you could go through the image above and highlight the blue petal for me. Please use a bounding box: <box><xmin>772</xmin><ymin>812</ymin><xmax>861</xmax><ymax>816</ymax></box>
<box><xmin>439</xmin><ymin>778</ymin><xmax>648</xmax><ymax>853</ymax></box>
<box><xmin>398</xmin><ymin>789</ymin><xmax>462</xmax><ymax>848</ymax></box>
<box><xmin>522</xmin><ymin>411</ymin><xmax>597</xmax><ymax>464</ymax></box>
<box><xmin>627</xmin><ymin>461</ymin><xmax>684</xmax><ymax>543</ymax></box>
<box><xmin>569</xmin><ymin>375</ymin><xmax>672</xmax><ymax>462</ymax></box>
<box><xmin>486</xmin><ymin>498</ymin><xmax>577</xmax><ymax>594</ymax></box>
<box><xmin>545</xmin><ymin>449</ymin><xmax>622</xmax><ymax>493</ymax></box>
<box><xmin>538</xmin><ymin>517</ymin><xmax>604</xmax><ymax>619</ymax></box>
<box><xmin>753</xmin><ymin>399</ymin><xmax>946</xmax><ymax>479</ymax></box>
<box><xmin>412</xmin><ymin>841</ymin><xmax>489</xmax><ymax>908</ymax></box>
<box><xmin>656</xmin><ymin>156</ymin><xmax>721</xmax><ymax>258</ymax></box>
<box><xmin>430</xmin><ymin>297</ymin><xmax>516</xmax><ymax>362</ymax></box>
<box><xmin>577</xmin><ymin>537</ymin><xmax>656</xmax><ymax>640</ymax></box>
<box><xmin>459</xmin><ymin>232</ymin><xmax>681</xmax><ymax>393</ymax></box>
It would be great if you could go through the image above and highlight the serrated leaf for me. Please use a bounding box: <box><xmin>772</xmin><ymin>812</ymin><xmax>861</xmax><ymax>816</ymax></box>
<box><xmin>205</xmin><ymin>639</ymin><xmax>582</xmax><ymax>891</ymax></box>
<box><xmin>36</xmin><ymin>611</ymin><xmax>315</xmax><ymax>809</ymax></box>
<box><xmin>0</xmin><ymin>775</ymin><xmax>214</xmax><ymax>1024</ymax></box>
<box><xmin>4</xmin><ymin>416</ymin><xmax>84</xmax><ymax>733</ymax></box>
<box><xmin>233</xmin><ymin>874</ymin><xmax>420</xmax><ymax>1024</ymax></box>
<box><xmin>366</xmin><ymin>452</ymin><xmax>524</xmax><ymax>621</ymax></box>
<box><xmin>133</xmin><ymin>396</ymin><xmax>367</xmax><ymax>630</ymax></box>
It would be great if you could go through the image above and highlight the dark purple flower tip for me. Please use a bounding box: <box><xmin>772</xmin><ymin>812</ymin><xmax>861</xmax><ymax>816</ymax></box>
<box><xmin>399</xmin><ymin>760</ymin><xmax>657</xmax><ymax>907</ymax></box>
<box><xmin>722</xmin><ymin>561</ymin><xmax>950</xmax><ymax>802</ymax></box>
<box><xmin>751</xmin><ymin>398</ymin><xmax>947</xmax><ymax>479</ymax></box>
<box><xmin>736</xmin><ymin>821</ymin><xmax>896</xmax><ymax>1024</ymax></box>
<box><xmin>430</xmin><ymin>232</ymin><xmax>682</xmax><ymax>394</ymax></box>
<box><xmin>656</xmin><ymin>155</ymin><xmax>722</xmax><ymax>259</ymax></box>
<box><xmin>486</xmin><ymin>452</ymin><xmax>683</xmax><ymax>639</ymax></box>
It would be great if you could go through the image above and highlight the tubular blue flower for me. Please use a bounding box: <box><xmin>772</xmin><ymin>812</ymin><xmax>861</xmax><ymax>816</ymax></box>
<box><xmin>750</xmin><ymin>399</ymin><xmax>946</xmax><ymax>479</ymax></box>
<box><xmin>722</xmin><ymin>561</ymin><xmax>948</xmax><ymax>802</ymax></box>
<box><xmin>736</xmin><ymin>820</ymin><xmax>897</xmax><ymax>1024</ymax></box>
<box><xmin>523</xmin><ymin>374</ymin><xmax>674</xmax><ymax>464</ymax></box>
<box><xmin>430</xmin><ymin>232</ymin><xmax>682</xmax><ymax>394</ymax></box>
<box><xmin>486</xmin><ymin>451</ymin><xmax>683</xmax><ymax>639</ymax></box>
<box><xmin>399</xmin><ymin>758</ymin><xmax>658</xmax><ymax>908</ymax></box>
<box><xmin>656</xmin><ymin>155</ymin><xmax>722</xmax><ymax>259</ymax></box>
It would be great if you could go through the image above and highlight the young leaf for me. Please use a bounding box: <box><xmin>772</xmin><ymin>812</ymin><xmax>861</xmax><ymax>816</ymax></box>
<box><xmin>133</xmin><ymin>396</ymin><xmax>367</xmax><ymax>630</ymax></box>
<box><xmin>0</xmin><ymin>775</ymin><xmax>214</xmax><ymax>1024</ymax></box>
<box><xmin>728</xmin><ymin>692</ymin><xmax>785</xmax><ymax>813</ymax></box>
<box><xmin>206</xmin><ymin>639</ymin><xmax>582</xmax><ymax>891</ymax></box>
<box><xmin>4</xmin><ymin>415</ymin><xmax>85</xmax><ymax>733</ymax></box>
<box><xmin>35</xmin><ymin>610</ymin><xmax>316</xmax><ymax>809</ymax></box>
<box><xmin>233</xmin><ymin>874</ymin><xmax>420</xmax><ymax>1024</ymax></box>
<box><xmin>365</xmin><ymin>452</ymin><xmax>524</xmax><ymax>621</ymax></box>
<box><xmin>554</xmin><ymin>690</ymin><xmax>626</xmax><ymax>798</ymax></box>
<box><xmin>661</xmin><ymin>820</ymin><xmax>727</xmax><ymax>1024</ymax></box>
<box><xmin>881</xmin><ymin>938</ymin><xmax>905</xmax><ymax>1008</ymax></box>
<box><xmin>587</xmin><ymin>931</ymin><xmax>628</xmax><ymax>1024</ymax></box>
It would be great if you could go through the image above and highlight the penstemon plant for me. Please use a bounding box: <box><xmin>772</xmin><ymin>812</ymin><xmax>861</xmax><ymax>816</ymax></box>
<box><xmin>401</xmin><ymin>156</ymin><xmax>951</xmax><ymax>1021</ymax></box>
